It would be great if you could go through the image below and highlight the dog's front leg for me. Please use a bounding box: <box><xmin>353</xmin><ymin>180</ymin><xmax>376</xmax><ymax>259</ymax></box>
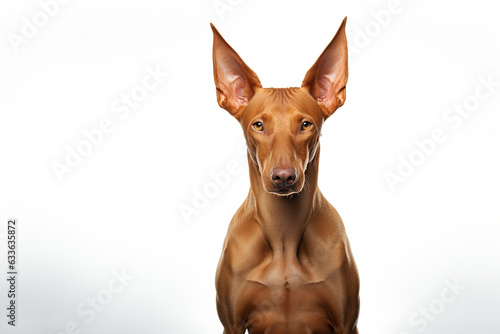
<box><xmin>217</xmin><ymin>294</ymin><xmax>247</xmax><ymax>334</ymax></box>
<box><xmin>222</xmin><ymin>327</ymin><xmax>246</xmax><ymax>334</ymax></box>
<box><xmin>219</xmin><ymin>315</ymin><xmax>247</xmax><ymax>334</ymax></box>
<box><xmin>219</xmin><ymin>312</ymin><xmax>247</xmax><ymax>334</ymax></box>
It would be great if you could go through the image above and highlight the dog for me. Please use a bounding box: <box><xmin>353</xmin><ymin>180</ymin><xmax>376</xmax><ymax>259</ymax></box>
<box><xmin>211</xmin><ymin>17</ymin><xmax>360</xmax><ymax>334</ymax></box>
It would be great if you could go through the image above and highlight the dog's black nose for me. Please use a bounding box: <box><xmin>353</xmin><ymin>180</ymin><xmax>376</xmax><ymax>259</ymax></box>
<box><xmin>272</xmin><ymin>168</ymin><xmax>297</xmax><ymax>187</ymax></box>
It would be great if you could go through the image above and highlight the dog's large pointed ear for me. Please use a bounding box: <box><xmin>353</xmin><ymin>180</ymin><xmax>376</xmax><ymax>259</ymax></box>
<box><xmin>301</xmin><ymin>17</ymin><xmax>348</xmax><ymax>119</ymax></box>
<box><xmin>211</xmin><ymin>23</ymin><xmax>262</xmax><ymax>119</ymax></box>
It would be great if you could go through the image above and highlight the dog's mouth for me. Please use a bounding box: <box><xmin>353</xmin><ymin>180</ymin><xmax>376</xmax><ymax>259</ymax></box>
<box><xmin>265</xmin><ymin>183</ymin><xmax>303</xmax><ymax>197</ymax></box>
<box><xmin>267</xmin><ymin>188</ymin><xmax>302</xmax><ymax>197</ymax></box>
<box><xmin>273</xmin><ymin>187</ymin><xmax>293</xmax><ymax>195</ymax></box>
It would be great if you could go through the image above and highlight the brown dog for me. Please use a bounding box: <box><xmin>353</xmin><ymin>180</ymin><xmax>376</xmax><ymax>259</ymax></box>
<box><xmin>211</xmin><ymin>18</ymin><xmax>360</xmax><ymax>334</ymax></box>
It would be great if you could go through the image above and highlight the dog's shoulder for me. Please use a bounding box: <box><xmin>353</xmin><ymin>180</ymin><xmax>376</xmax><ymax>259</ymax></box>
<box><xmin>219</xmin><ymin>210</ymin><xmax>271</xmax><ymax>276</ymax></box>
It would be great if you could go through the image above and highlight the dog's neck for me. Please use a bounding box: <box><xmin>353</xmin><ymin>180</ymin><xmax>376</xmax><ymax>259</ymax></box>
<box><xmin>247</xmin><ymin>147</ymin><xmax>321</xmax><ymax>257</ymax></box>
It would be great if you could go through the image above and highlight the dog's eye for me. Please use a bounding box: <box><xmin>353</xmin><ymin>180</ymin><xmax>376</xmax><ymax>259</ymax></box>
<box><xmin>252</xmin><ymin>122</ymin><xmax>263</xmax><ymax>131</ymax></box>
<box><xmin>301</xmin><ymin>121</ymin><xmax>312</xmax><ymax>130</ymax></box>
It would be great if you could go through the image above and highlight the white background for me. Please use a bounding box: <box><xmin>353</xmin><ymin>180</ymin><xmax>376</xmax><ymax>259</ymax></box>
<box><xmin>1</xmin><ymin>0</ymin><xmax>500</xmax><ymax>333</ymax></box>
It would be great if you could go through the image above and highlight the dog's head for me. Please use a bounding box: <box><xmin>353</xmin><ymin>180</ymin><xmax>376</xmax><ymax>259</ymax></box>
<box><xmin>211</xmin><ymin>18</ymin><xmax>348</xmax><ymax>196</ymax></box>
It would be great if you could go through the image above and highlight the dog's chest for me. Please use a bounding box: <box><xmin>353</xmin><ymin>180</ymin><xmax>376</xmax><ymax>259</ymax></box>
<box><xmin>239</xmin><ymin>255</ymin><xmax>334</xmax><ymax>333</ymax></box>
<box><xmin>242</xmin><ymin>280</ymin><xmax>333</xmax><ymax>334</ymax></box>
